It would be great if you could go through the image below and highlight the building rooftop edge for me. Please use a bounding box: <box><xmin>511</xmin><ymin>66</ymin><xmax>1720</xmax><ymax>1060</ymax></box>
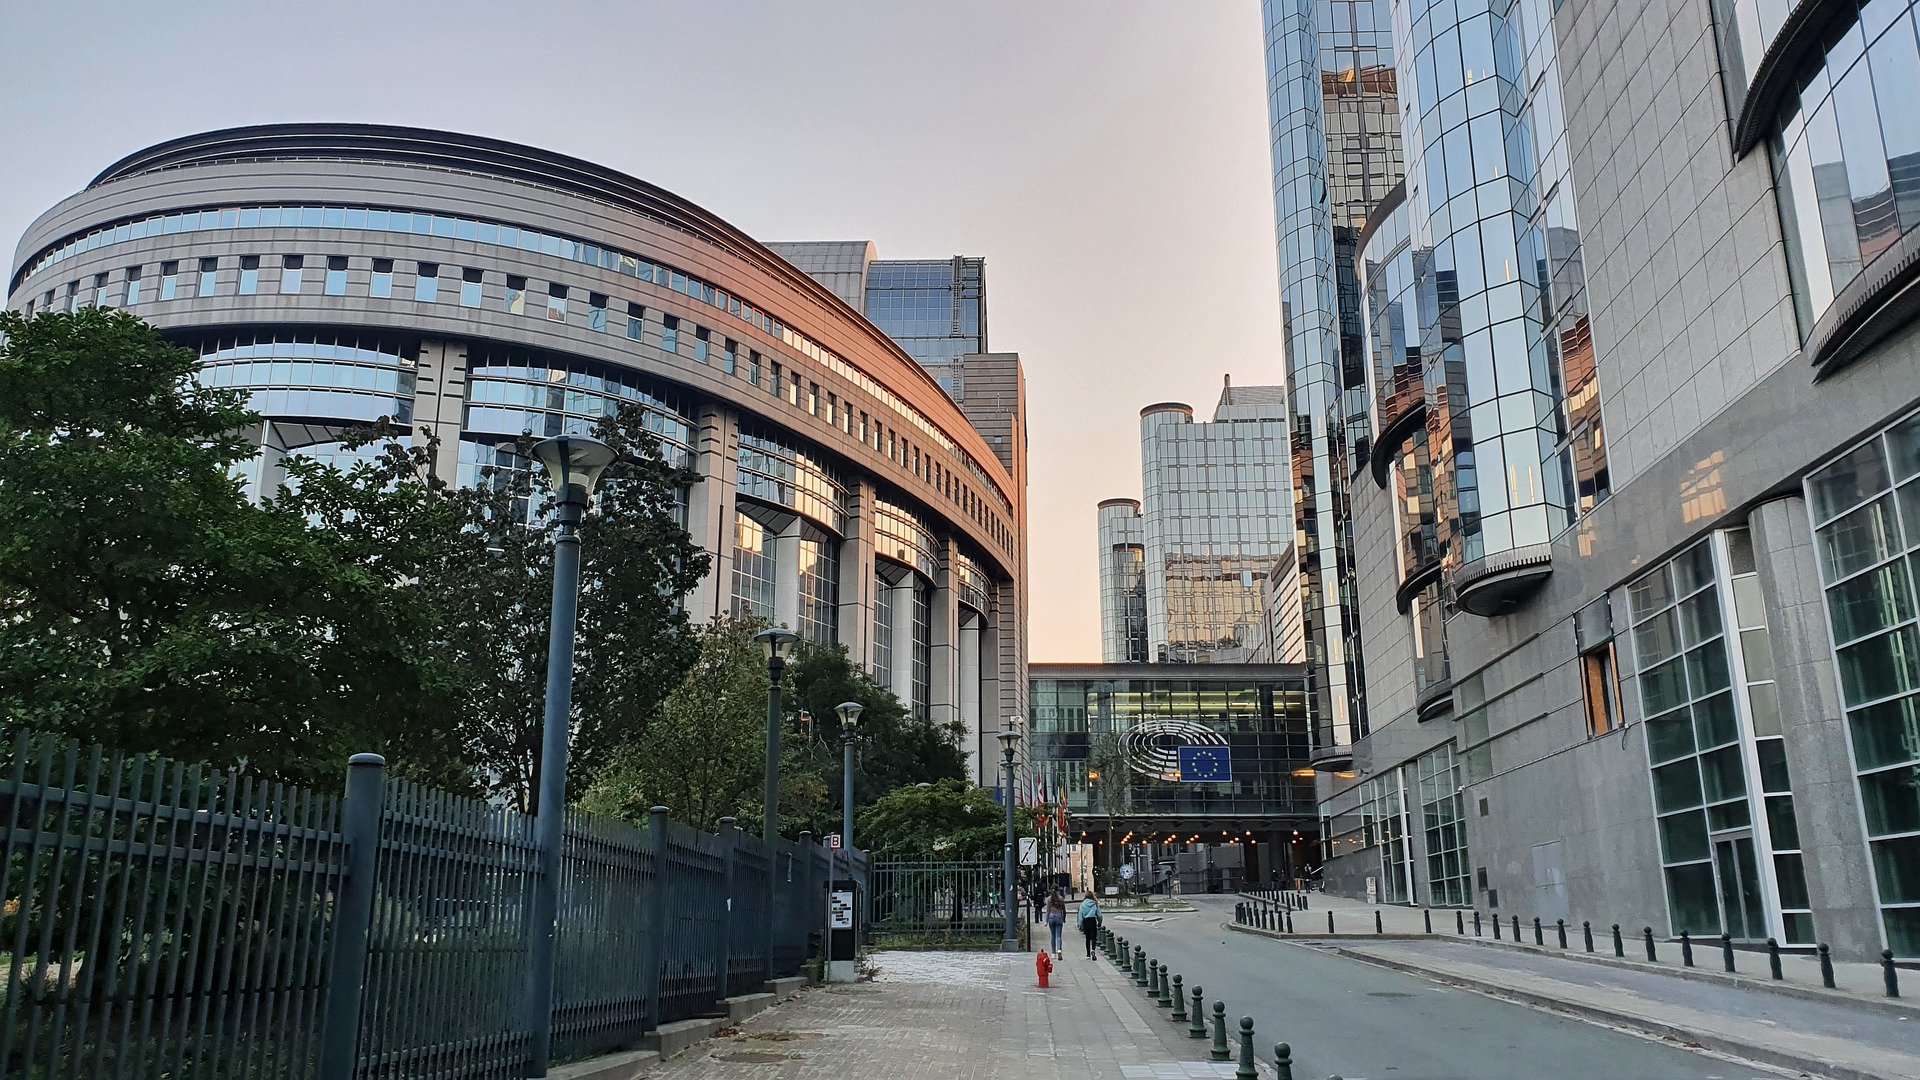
<box><xmin>1029</xmin><ymin>662</ymin><xmax>1308</xmax><ymax>678</ymax></box>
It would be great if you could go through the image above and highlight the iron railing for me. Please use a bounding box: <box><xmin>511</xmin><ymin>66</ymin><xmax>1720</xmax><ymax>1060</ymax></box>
<box><xmin>866</xmin><ymin>860</ymin><xmax>1009</xmax><ymax>948</ymax></box>
<box><xmin>0</xmin><ymin>730</ymin><xmax>861</xmax><ymax>1079</ymax></box>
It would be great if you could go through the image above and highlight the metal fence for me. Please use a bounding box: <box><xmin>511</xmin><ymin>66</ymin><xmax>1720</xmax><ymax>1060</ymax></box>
<box><xmin>866</xmin><ymin>860</ymin><xmax>1011</xmax><ymax>948</ymax></box>
<box><xmin>0</xmin><ymin>730</ymin><xmax>860</xmax><ymax>1079</ymax></box>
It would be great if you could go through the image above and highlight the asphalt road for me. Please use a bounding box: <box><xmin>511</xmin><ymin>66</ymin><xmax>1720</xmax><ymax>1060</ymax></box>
<box><xmin>1096</xmin><ymin>897</ymin><xmax>1788</xmax><ymax>1080</ymax></box>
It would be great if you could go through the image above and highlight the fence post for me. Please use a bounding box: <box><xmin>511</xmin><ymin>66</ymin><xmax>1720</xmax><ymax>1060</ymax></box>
<box><xmin>317</xmin><ymin>753</ymin><xmax>385</xmax><ymax>1080</ymax></box>
<box><xmin>645</xmin><ymin>807</ymin><xmax>670</xmax><ymax>1031</ymax></box>
<box><xmin>718</xmin><ymin>818</ymin><xmax>737</xmax><ymax>1003</ymax></box>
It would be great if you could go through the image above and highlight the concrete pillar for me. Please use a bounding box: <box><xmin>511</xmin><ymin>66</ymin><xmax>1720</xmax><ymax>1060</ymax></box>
<box><xmin>773</xmin><ymin>519</ymin><xmax>803</xmax><ymax>633</ymax></box>
<box><xmin>958</xmin><ymin>617</ymin><xmax>983</xmax><ymax>783</ymax></box>
<box><xmin>684</xmin><ymin>404</ymin><xmax>740</xmax><ymax>621</ymax></box>
<box><xmin>1748</xmin><ymin>495</ymin><xmax>1882</xmax><ymax>955</ymax></box>
<box><xmin>837</xmin><ymin>479</ymin><xmax>877</xmax><ymax>662</ymax></box>
<box><xmin>928</xmin><ymin>540</ymin><xmax>962</xmax><ymax>731</ymax></box>
<box><xmin>888</xmin><ymin>578</ymin><xmax>917</xmax><ymax>707</ymax></box>
<box><xmin>411</xmin><ymin>338</ymin><xmax>469</xmax><ymax>487</ymax></box>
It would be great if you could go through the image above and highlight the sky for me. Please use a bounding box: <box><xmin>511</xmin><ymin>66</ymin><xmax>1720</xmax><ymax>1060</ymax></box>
<box><xmin>0</xmin><ymin>1</ymin><xmax>1286</xmax><ymax>662</ymax></box>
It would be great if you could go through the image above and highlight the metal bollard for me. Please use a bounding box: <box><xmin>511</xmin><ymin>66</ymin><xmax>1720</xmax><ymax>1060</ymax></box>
<box><xmin>1612</xmin><ymin>924</ymin><xmax>1624</xmax><ymax>958</ymax></box>
<box><xmin>1768</xmin><ymin>938</ymin><xmax>1783</xmax><ymax>981</ymax></box>
<box><xmin>1819</xmin><ymin>944</ymin><xmax>1836</xmax><ymax>989</ymax></box>
<box><xmin>1170</xmin><ymin>974</ymin><xmax>1188</xmax><ymax>1022</ymax></box>
<box><xmin>1494</xmin><ymin>914</ymin><xmax>1502</xmax><ymax>940</ymax></box>
<box><xmin>1884</xmin><ymin>950</ymin><xmax>1901</xmax><ymax>998</ymax></box>
<box><xmin>1474</xmin><ymin>911</ymin><xmax>1483</xmax><ymax>937</ymax></box>
<box><xmin>1534</xmin><ymin>917</ymin><xmax>1543</xmax><ymax>946</ymax></box>
<box><xmin>1135</xmin><ymin>946</ymin><xmax>1148</xmax><ymax>985</ymax></box>
<box><xmin>1583</xmin><ymin>920</ymin><xmax>1593</xmax><ymax>952</ymax></box>
<box><xmin>1237</xmin><ymin>902</ymin><xmax>1245</xmax><ymax>924</ymax></box>
<box><xmin>1681</xmin><ymin>931</ymin><xmax>1693</xmax><ymax>967</ymax></box>
<box><xmin>1425</xmin><ymin>909</ymin><xmax>1433</xmax><ymax>934</ymax></box>
<box><xmin>1512</xmin><ymin>914</ymin><xmax>1521</xmax><ymax>941</ymax></box>
<box><xmin>1148</xmin><ymin>959</ymin><xmax>1162</xmax><ymax>1000</ymax></box>
<box><xmin>1722</xmin><ymin>933</ymin><xmax>1735</xmax><ymax>973</ymax></box>
<box><xmin>1285</xmin><ymin>910</ymin><xmax>1294</xmax><ymax>934</ymax></box>
<box><xmin>1328</xmin><ymin>910</ymin><xmax>1335</xmax><ymax>934</ymax></box>
<box><xmin>1644</xmin><ymin>927</ymin><xmax>1657</xmax><ymax>962</ymax></box>
<box><xmin>1189</xmin><ymin>986</ymin><xmax>1208</xmax><ymax>1039</ymax></box>
<box><xmin>1375</xmin><ymin>910</ymin><xmax>1384</xmax><ymax>935</ymax></box>
<box><xmin>1457</xmin><ymin>910</ymin><xmax>1466</xmax><ymax>935</ymax></box>
<box><xmin>1557</xmin><ymin>919</ymin><xmax>1567</xmax><ymax>949</ymax></box>
<box><xmin>1158</xmin><ymin>963</ymin><xmax>1174</xmax><ymax>1007</ymax></box>
<box><xmin>1274</xmin><ymin>1042</ymin><xmax>1294</xmax><ymax>1080</ymax></box>
<box><xmin>1210</xmin><ymin>1001</ymin><xmax>1232</xmax><ymax>1061</ymax></box>
<box><xmin>1236</xmin><ymin>1016</ymin><xmax>1258</xmax><ymax>1080</ymax></box>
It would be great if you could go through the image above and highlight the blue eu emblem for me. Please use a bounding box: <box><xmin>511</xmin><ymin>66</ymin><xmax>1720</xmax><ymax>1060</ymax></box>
<box><xmin>1177</xmin><ymin>745</ymin><xmax>1232</xmax><ymax>782</ymax></box>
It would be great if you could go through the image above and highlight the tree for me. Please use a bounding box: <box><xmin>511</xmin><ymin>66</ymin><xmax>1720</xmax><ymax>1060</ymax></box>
<box><xmin>0</xmin><ymin>308</ymin><xmax>474</xmax><ymax>787</ymax></box>
<box><xmin>780</xmin><ymin>640</ymin><xmax>967</xmax><ymax>839</ymax></box>
<box><xmin>577</xmin><ymin>617</ymin><xmax>768</xmax><ymax>832</ymax></box>
<box><xmin>857</xmin><ymin>778</ymin><xmax>1029</xmax><ymax>861</ymax></box>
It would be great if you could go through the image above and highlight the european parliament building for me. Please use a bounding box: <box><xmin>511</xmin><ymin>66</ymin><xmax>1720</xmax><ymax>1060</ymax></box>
<box><xmin>7</xmin><ymin>125</ymin><xmax>1028</xmax><ymax>784</ymax></box>
<box><xmin>1266</xmin><ymin>0</ymin><xmax>1920</xmax><ymax>959</ymax></box>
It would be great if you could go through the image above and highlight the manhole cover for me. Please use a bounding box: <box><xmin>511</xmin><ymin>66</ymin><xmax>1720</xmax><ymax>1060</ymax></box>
<box><xmin>714</xmin><ymin>1051</ymin><xmax>797</xmax><ymax>1063</ymax></box>
<box><xmin>1367</xmin><ymin>991</ymin><xmax>1414</xmax><ymax>998</ymax></box>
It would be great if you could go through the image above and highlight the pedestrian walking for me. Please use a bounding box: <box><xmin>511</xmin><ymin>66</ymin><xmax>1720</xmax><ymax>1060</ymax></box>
<box><xmin>1077</xmin><ymin>894</ymin><xmax>1102</xmax><ymax>958</ymax></box>
<box><xmin>1045</xmin><ymin>891</ymin><xmax>1067</xmax><ymax>958</ymax></box>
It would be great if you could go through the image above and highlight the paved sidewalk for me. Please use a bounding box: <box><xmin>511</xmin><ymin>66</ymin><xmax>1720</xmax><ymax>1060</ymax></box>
<box><xmin>647</xmin><ymin>950</ymin><xmax>1258</xmax><ymax>1079</ymax></box>
<box><xmin>1326</xmin><ymin>937</ymin><xmax>1920</xmax><ymax>1080</ymax></box>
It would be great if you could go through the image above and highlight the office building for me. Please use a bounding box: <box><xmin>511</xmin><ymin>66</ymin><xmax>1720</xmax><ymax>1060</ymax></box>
<box><xmin>1097</xmin><ymin>380</ymin><xmax>1302</xmax><ymax>666</ymax></box>
<box><xmin>9</xmin><ymin>124</ymin><xmax>1027</xmax><ymax>785</ymax></box>
<box><xmin>1027</xmin><ymin>662</ymin><xmax>1316</xmax><ymax>883</ymax></box>
<box><xmin>1273</xmin><ymin>0</ymin><xmax>1920</xmax><ymax>957</ymax></box>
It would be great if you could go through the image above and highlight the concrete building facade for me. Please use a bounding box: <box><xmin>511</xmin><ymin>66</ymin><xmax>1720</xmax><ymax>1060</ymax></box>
<box><xmin>10</xmin><ymin>125</ymin><xmax>1028</xmax><ymax>786</ymax></box>
<box><xmin>1278</xmin><ymin>0</ymin><xmax>1920</xmax><ymax>958</ymax></box>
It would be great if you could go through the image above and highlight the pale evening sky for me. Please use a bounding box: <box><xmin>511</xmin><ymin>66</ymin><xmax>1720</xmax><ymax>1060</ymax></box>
<box><xmin>0</xmin><ymin>1</ymin><xmax>1287</xmax><ymax>662</ymax></box>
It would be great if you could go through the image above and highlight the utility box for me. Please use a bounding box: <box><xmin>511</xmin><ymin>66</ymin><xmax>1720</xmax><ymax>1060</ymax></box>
<box><xmin>825</xmin><ymin>876</ymin><xmax>859</xmax><ymax>983</ymax></box>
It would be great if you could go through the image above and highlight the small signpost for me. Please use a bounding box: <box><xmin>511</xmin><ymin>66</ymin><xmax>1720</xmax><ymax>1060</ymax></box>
<box><xmin>826</xmin><ymin>833</ymin><xmax>843</xmax><ymax>850</ymax></box>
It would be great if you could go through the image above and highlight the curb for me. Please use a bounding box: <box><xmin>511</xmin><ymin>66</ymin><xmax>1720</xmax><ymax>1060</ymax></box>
<box><xmin>1225</xmin><ymin>919</ymin><xmax>1916</xmax><ymax>1020</ymax></box>
<box><xmin>1325</xmin><ymin>943</ymin><xmax>1907</xmax><ymax>1080</ymax></box>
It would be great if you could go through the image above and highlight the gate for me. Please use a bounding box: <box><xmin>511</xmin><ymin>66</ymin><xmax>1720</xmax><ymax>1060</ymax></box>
<box><xmin>866</xmin><ymin>861</ymin><xmax>1013</xmax><ymax>949</ymax></box>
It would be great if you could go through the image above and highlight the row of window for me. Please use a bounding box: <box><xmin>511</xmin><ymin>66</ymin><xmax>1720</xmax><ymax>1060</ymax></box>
<box><xmin>11</xmin><ymin>200</ymin><xmax>1014</xmax><ymax>529</ymax></box>
<box><xmin>20</xmin><ymin>252</ymin><xmax>1012</xmax><ymax>557</ymax></box>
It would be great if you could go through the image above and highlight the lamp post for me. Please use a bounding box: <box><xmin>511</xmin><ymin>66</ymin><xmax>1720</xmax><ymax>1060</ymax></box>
<box><xmin>998</xmin><ymin>720</ymin><xmax>1022</xmax><ymax>952</ymax></box>
<box><xmin>755</xmin><ymin>628</ymin><xmax>800</xmax><ymax>846</ymax></box>
<box><xmin>522</xmin><ymin>433</ymin><xmax>618</xmax><ymax>1078</ymax></box>
<box><xmin>835</xmin><ymin>701</ymin><xmax>863</xmax><ymax>852</ymax></box>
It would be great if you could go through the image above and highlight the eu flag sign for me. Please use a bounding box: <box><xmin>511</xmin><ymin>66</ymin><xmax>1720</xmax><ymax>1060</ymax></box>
<box><xmin>1177</xmin><ymin>745</ymin><xmax>1232</xmax><ymax>782</ymax></box>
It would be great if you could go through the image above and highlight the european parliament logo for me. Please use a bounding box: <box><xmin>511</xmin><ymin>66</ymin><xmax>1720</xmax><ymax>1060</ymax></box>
<box><xmin>1176</xmin><ymin>745</ymin><xmax>1232</xmax><ymax>783</ymax></box>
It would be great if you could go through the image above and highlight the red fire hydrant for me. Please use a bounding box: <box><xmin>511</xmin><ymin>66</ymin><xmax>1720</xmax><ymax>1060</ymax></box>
<box><xmin>1035</xmin><ymin>949</ymin><xmax>1054</xmax><ymax>988</ymax></box>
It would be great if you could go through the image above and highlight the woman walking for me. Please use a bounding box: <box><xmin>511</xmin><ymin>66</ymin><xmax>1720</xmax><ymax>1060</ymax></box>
<box><xmin>1077</xmin><ymin>894</ymin><xmax>1102</xmax><ymax>958</ymax></box>
<box><xmin>1044</xmin><ymin>891</ymin><xmax>1067</xmax><ymax>958</ymax></box>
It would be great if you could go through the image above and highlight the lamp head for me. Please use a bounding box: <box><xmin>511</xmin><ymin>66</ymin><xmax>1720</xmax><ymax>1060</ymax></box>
<box><xmin>755</xmin><ymin>627</ymin><xmax>800</xmax><ymax>666</ymax></box>
<box><xmin>531</xmin><ymin>434</ymin><xmax>618</xmax><ymax>508</ymax></box>
<box><xmin>835</xmin><ymin>701</ymin><xmax>864</xmax><ymax>729</ymax></box>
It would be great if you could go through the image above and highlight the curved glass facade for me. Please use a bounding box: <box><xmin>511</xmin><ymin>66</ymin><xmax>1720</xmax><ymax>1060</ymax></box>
<box><xmin>796</xmin><ymin>531</ymin><xmax>839</xmax><ymax>645</ymax></box>
<box><xmin>874</xmin><ymin>498</ymin><xmax>939</xmax><ymax>582</ymax></box>
<box><xmin>463</xmin><ymin>347</ymin><xmax>693</xmax><ymax>466</ymax></box>
<box><xmin>1770</xmin><ymin>0</ymin><xmax>1920</xmax><ymax>335</ymax></box>
<box><xmin>1362</xmin><ymin>196</ymin><xmax>1423</xmax><ymax>441</ymax></box>
<box><xmin>737</xmin><ymin>431</ymin><xmax>849</xmax><ymax>534</ymax></box>
<box><xmin>194</xmin><ymin>332</ymin><xmax>416</xmax><ymax>425</ymax></box>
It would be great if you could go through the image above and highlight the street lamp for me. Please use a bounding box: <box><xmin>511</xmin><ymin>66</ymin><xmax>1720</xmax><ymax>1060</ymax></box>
<box><xmin>523</xmin><ymin>432</ymin><xmax>618</xmax><ymax>1078</ymax></box>
<box><xmin>835</xmin><ymin>701</ymin><xmax>863</xmax><ymax>853</ymax></box>
<box><xmin>755</xmin><ymin>627</ymin><xmax>800</xmax><ymax>846</ymax></box>
<box><xmin>997</xmin><ymin>720</ymin><xmax>1023</xmax><ymax>952</ymax></box>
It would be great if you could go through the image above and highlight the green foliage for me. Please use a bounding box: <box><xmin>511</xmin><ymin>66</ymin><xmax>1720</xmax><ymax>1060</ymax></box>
<box><xmin>577</xmin><ymin>617</ymin><xmax>768</xmax><ymax>832</ymax></box>
<box><xmin>857</xmin><ymin>778</ymin><xmax>1029</xmax><ymax>861</ymax></box>
<box><xmin>780</xmin><ymin>640</ymin><xmax>967</xmax><ymax>839</ymax></box>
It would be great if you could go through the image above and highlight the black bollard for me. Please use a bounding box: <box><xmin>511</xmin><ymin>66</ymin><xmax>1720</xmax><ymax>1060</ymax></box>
<box><xmin>1557</xmin><ymin>919</ymin><xmax>1567</xmax><ymax>949</ymax></box>
<box><xmin>1512</xmin><ymin>914</ymin><xmax>1521</xmax><ymax>941</ymax></box>
<box><xmin>1612</xmin><ymin>924</ymin><xmax>1624</xmax><ymax>958</ymax></box>
<box><xmin>1681</xmin><ymin>931</ymin><xmax>1694</xmax><ymax>967</ymax></box>
<box><xmin>1210</xmin><ymin>1001</ymin><xmax>1232</xmax><ymax>1061</ymax></box>
<box><xmin>1457</xmin><ymin>910</ymin><xmax>1466</xmax><ymax>935</ymax></box>
<box><xmin>1819</xmin><ymin>944</ymin><xmax>1836</xmax><ymax>989</ymax></box>
<box><xmin>1583</xmin><ymin>920</ymin><xmax>1594</xmax><ymax>952</ymax></box>
<box><xmin>1285</xmin><ymin>910</ymin><xmax>1294</xmax><ymax>934</ymax></box>
<box><xmin>1158</xmin><ymin>963</ymin><xmax>1175</xmax><ymax>1007</ymax></box>
<box><xmin>1135</xmin><ymin>946</ymin><xmax>1149</xmax><ymax>985</ymax></box>
<box><xmin>1274</xmin><ymin>1042</ymin><xmax>1294</xmax><ymax>1080</ymax></box>
<box><xmin>1534</xmin><ymin>917</ymin><xmax>1544</xmax><ymax>946</ymax></box>
<box><xmin>1768</xmin><ymin>938</ymin><xmax>1783</xmax><ymax>981</ymax></box>
<box><xmin>1170</xmin><ymin>974</ymin><xmax>1188</xmax><ymax>1022</ymax></box>
<box><xmin>1375</xmin><ymin>910</ymin><xmax>1384</xmax><ymax>935</ymax></box>
<box><xmin>1236</xmin><ymin>1016</ymin><xmax>1258</xmax><ymax>1080</ymax></box>
<box><xmin>1189</xmin><ymin>986</ymin><xmax>1208</xmax><ymax>1039</ymax></box>
<box><xmin>1885</xmin><ymin>950</ymin><xmax>1901</xmax><ymax>998</ymax></box>
<box><xmin>1644</xmin><ymin>927</ymin><xmax>1657</xmax><ymax>962</ymax></box>
<box><xmin>1425</xmin><ymin>909</ymin><xmax>1433</xmax><ymax>934</ymax></box>
<box><xmin>1236</xmin><ymin>902</ymin><xmax>1245</xmax><ymax>925</ymax></box>
<box><xmin>1722</xmin><ymin>933</ymin><xmax>1735</xmax><ymax>973</ymax></box>
<box><xmin>1328</xmin><ymin>910</ymin><xmax>1335</xmax><ymax>934</ymax></box>
<box><xmin>1474</xmin><ymin>911</ymin><xmax>1483</xmax><ymax>937</ymax></box>
<box><xmin>1494</xmin><ymin>914</ymin><xmax>1503</xmax><ymax>940</ymax></box>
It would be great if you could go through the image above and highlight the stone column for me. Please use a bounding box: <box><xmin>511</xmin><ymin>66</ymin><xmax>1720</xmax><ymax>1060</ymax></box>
<box><xmin>958</xmin><ymin>617</ymin><xmax>983</xmax><ymax>783</ymax></box>
<box><xmin>928</xmin><ymin>539</ymin><xmax>962</xmax><ymax>731</ymax></box>
<box><xmin>889</xmin><ymin>578</ymin><xmax>918</xmax><ymax>707</ymax></box>
<box><xmin>837</xmin><ymin>479</ymin><xmax>877</xmax><ymax>663</ymax></box>
<box><xmin>1748</xmin><ymin>495</ymin><xmax>1881</xmax><ymax>956</ymax></box>
<box><xmin>772</xmin><ymin>519</ymin><xmax>803</xmax><ymax>633</ymax></box>
<box><xmin>683</xmin><ymin>404</ymin><xmax>740</xmax><ymax>621</ymax></box>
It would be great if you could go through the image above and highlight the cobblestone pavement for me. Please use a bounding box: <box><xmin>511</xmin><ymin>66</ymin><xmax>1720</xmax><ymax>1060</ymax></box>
<box><xmin>647</xmin><ymin>949</ymin><xmax>1250</xmax><ymax>1079</ymax></box>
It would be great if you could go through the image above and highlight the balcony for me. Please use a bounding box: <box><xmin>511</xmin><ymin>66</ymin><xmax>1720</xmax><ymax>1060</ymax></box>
<box><xmin>1453</xmin><ymin>542</ymin><xmax>1554</xmax><ymax>617</ymax></box>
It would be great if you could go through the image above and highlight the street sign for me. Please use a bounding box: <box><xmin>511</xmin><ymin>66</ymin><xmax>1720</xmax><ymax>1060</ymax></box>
<box><xmin>1018</xmin><ymin>837</ymin><xmax>1038</xmax><ymax>865</ymax></box>
<box><xmin>826</xmin><ymin>833</ymin><xmax>843</xmax><ymax>850</ymax></box>
<box><xmin>829</xmin><ymin>890</ymin><xmax>854</xmax><ymax>929</ymax></box>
